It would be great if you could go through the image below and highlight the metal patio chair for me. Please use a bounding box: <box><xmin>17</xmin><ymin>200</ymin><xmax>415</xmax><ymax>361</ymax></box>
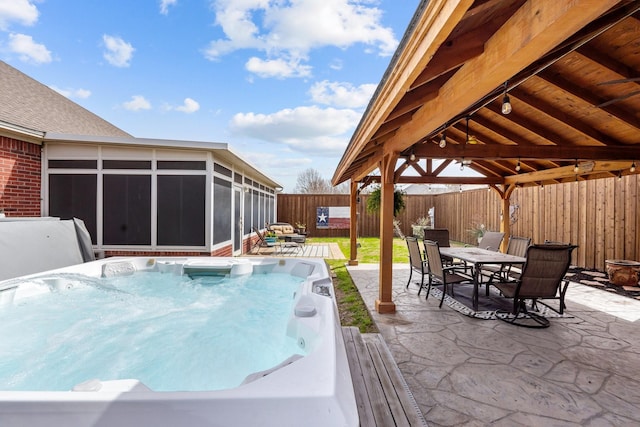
<box><xmin>494</xmin><ymin>244</ymin><xmax>577</xmax><ymax>328</ymax></box>
<box><xmin>406</xmin><ymin>236</ymin><xmax>430</xmax><ymax>295</ymax></box>
<box><xmin>477</xmin><ymin>231</ymin><xmax>505</xmax><ymax>251</ymax></box>
<box><xmin>423</xmin><ymin>228</ymin><xmax>457</xmax><ymax>266</ymax></box>
<box><xmin>481</xmin><ymin>236</ymin><xmax>531</xmax><ymax>285</ymax></box>
<box><xmin>424</xmin><ymin>240</ymin><xmax>474</xmax><ymax>307</ymax></box>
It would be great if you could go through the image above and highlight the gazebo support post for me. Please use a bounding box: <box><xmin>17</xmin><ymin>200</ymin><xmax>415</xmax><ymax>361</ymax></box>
<box><xmin>376</xmin><ymin>153</ymin><xmax>397</xmax><ymax>314</ymax></box>
<box><xmin>500</xmin><ymin>196</ymin><xmax>510</xmax><ymax>253</ymax></box>
<box><xmin>348</xmin><ymin>180</ymin><xmax>359</xmax><ymax>266</ymax></box>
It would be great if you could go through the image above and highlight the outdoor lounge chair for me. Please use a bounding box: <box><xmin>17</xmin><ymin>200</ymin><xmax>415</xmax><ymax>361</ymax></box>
<box><xmin>252</xmin><ymin>226</ymin><xmax>300</xmax><ymax>255</ymax></box>
<box><xmin>493</xmin><ymin>244</ymin><xmax>577</xmax><ymax>328</ymax></box>
<box><xmin>424</xmin><ymin>240</ymin><xmax>474</xmax><ymax>307</ymax></box>
<box><xmin>406</xmin><ymin>236</ymin><xmax>430</xmax><ymax>295</ymax></box>
<box><xmin>251</xmin><ymin>227</ymin><xmax>278</xmax><ymax>254</ymax></box>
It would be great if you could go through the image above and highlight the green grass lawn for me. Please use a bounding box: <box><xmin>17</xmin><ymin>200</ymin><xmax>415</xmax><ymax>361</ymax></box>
<box><xmin>310</xmin><ymin>236</ymin><xmax>409</xmax><ymax>263</ymax></box>
<box><xmin>309</xmin><ymin>236</ymin><xmax>409</xmax><ymax>333</ymax></box>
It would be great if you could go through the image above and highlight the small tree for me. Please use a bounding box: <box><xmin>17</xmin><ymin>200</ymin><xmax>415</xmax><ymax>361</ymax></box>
<box><xmin>294</xmin><ymin>168</ymin><xmax>331</xmax><ymax>194</ymax></box>
<box><xmin>294</xmin><ymin>168</ymin><xmax>349</xmax><ymax>194</ymax></box>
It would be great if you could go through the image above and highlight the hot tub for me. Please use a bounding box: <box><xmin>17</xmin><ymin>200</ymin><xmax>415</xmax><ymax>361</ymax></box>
<box><xmin>0</xmin><ymin>257</ymin><xmax>357</xmax><ymax>427</ymax></box>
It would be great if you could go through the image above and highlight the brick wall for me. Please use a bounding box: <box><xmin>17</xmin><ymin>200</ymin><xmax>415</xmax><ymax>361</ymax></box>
<box><xmin>104</xmin><ymin>243</ymin><xmax>235</xmax><ymax>258</ymax></box>
<box><xmin>0</xmin><ymin>136</ymin><xmax>41</xmax><ymax>216</ymax></box>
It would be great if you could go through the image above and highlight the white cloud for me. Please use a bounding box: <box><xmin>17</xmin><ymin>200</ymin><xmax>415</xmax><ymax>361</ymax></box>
<box><xmin>49</xmin><ymin>85</ymin><xmax>91</xmax><ymax>99</ymax></box>
<box><xmin>245</xmin><ymin>56</ymin><xmax>311</xmax><ymax>79</ymax></box>
<box><xmin>329</xmin><ymin>59</ymin><xmax>343</xmax><ymax>70</ymax></box>
<box><xmin>123</xmin><ymin>95</ymin><xmax>151</xmax><ymax>111</ymax></box>
<box><xmin>8</xmin><ymin>33</ymin><xmax>51</xmax><ymax>64</ymax></box>
<box><xmin>309</xmin><ymin>80</ymin><xmax>376</xmax><ymax>108</ymax></box>
<box><xmin>0</xmin><ymin>0</ymin><xmax>39</xmax><ymax>31</ymax></box>
<box><xmin>159</xmin><ymin>0</ymin><xmax>177</xmax><ymax>15</ymax></box>
<box><xmin>102</xmin><ymin>34</ymin><xmax>134</xmax><ymax>67</ymax></box>
<box><xmin>204</xmin><ymin>0</ymin><xmax>398</xmax><ymax>77</ymax></box>
<box><xmin>175</xmin><ymin>97</ymin><xmax>200</xmax><ymax>113</ymax></box>
<box><xmin>229</xmin><ymin>105</ymin><xmax>361</xmax><ymax>156</ymax></box>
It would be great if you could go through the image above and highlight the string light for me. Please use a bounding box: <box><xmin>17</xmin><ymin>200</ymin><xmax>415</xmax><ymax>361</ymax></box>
<box><xmin>439</xmin><ymin>130</ymin><xmax>447</xmax><ymax>148</ymax></box>
<box><xmin>515</xmin><ymin>159</ymin><xmax>521</xmax><ymax>172</ymax></box>
<box><xmin>501</xmin><ymin>81</ymin><xmax>512</xmax><ymax>115</ymax></box>
<box><xmin>465</xmin><ymin>116</ymin><xmax>478</xmax><ymax>144</ymax></box>
<box><xmin>631</xmin><ymin>161</ymin><xmax>636</xmax><ymax>173</ymax></box>
<box><xmin>573</xmin><ymin>160</ymin><xmax>579</xmax><ymax>174</ymax></box>
<box><xmin>409</xmin><ymin>152</ymin><xmax>416</xmax><ymax>161</ymax></box>
<box><xmin>618</xmin><ymin>171</ymin><xmax>623</xmax><ymax>181</ymax></box>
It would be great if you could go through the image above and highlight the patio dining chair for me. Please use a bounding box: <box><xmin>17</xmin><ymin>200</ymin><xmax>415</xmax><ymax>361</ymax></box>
<box><xmin>406</xmin><ymin>236</ymin><xmax>430</xmax><ymax>295</ymax></box>
<box><xmin>424</xmin><ymin>240</ymin><xmax>474</xmax><ymax>307</ymax></box>
<box><xmin>481</xmin><ymin>236</ymin><xmax>531</xmax><ymax>285</ymax></box>
<box><xmin>477</xmin><ymin>231</ymin><xmax>505</xmax><ymax>251</ymax></box>
<box><xmin>493</xmin><ymin>244</ymin><xmax>577</xmax><ymax>328</ymax></box>
<box><xmin>423</xmin><ymin>228</ymin><xmax>457</xmax><ymax>266</ymax></box>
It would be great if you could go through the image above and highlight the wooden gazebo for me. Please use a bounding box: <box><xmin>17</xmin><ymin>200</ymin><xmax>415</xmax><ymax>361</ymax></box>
<box><xmin>332</xmin><ymin>0</ymin><xmax>640</xmax><ymax>313</ymax></box>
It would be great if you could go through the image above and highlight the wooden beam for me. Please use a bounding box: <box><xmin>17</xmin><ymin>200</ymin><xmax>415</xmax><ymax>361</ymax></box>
<box><xmin>332</xmin><ymin>0</ymin><xmax>475</xmax><ymax>184</ymax></box>
<box><xmin>537</xmin><ymin>69</ymin><xmax>640</xmax><ymax>129</ymax></box>
<box><xmin>383</xmin><ymin>0</ymin><xmax>621</xmax><ymax>156</ymax></box>
<box><xmin>387</xmin><ymin>73</ymin><xmax>450</xmax><ymax>122</ymax></box>
<box><xmin>410</xmin><ymin>142</ymin><xmax>640</xmax><ymax>161</ymax></box>
<box><xmin>509</xmin><ymin>86</ymin><xmax>618</xmax><ymax>146</ymax></box>
<box><xmin>397</xmin><ymin>176</ymin><xmax>502</xmax><ymax>185</ymax></box>
<box><xmin>504</xmin><ymin>160</ymin><xmax>636</xmax><ymax>185</ymax></box>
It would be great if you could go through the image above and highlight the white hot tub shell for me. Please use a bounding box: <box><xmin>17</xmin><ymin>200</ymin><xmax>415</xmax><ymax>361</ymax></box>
<box><xmin>0</xmin><ymin>257</ymin><xmax>358</xmax><ymax>427</ymax></box>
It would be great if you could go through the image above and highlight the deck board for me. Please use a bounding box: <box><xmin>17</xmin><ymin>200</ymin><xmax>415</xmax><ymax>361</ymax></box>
<box><xmin>342</xmin><ymin>327</ymin><xmax>428</xmax><ymax>426</ymax></box>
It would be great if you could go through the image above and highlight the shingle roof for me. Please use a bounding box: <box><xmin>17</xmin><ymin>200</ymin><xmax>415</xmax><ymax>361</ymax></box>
<box><xmin>0</xmin><ymin>61</ymin><xmax>131</xmax><ymax>138</ymax></box>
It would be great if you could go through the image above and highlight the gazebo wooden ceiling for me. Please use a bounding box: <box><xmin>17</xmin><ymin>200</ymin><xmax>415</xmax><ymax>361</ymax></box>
<box><xmin>332</xmin><ymin>0</ymin><xmax>640</xmax><ymax>189</ymax></box>
<box><xmin>331</xmin><ymin>0</ymin><xmax>640</xmax><ymax>314</ymax></box>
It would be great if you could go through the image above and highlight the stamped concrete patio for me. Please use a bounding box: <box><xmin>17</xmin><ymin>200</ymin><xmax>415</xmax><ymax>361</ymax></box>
<box><xmin>347</xmin><ymin>263</ymin><xmax>640</xmax><ymax>426</ymax></box>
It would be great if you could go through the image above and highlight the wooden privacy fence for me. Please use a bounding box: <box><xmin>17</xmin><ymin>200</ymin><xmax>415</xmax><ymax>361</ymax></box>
<box><xmin>276</xmin><ymin>174</ymin><xmax>639</xmax><ymax>271</ymax></box>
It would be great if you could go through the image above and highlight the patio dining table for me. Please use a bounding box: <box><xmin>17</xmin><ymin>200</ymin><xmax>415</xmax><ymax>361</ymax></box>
<box><xmin>439</xmin><ymin>247</ymin><xmax>526</xmax><ymax>310</ymax></box>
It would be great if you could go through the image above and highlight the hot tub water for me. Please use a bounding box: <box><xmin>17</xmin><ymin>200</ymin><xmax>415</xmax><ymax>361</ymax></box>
<box><xmin>0</xmin><ymin>271</ymin><xmax>304</xmax><ymax>392</ymax></box>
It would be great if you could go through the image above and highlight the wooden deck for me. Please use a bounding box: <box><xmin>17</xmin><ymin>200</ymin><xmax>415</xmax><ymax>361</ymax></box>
<box><xmin>342</xmin><ymin>327</ymin><xmax>428</xmax><ymax>427</ymax></box>
<box><xmin>252</xmin><ymin>242</ymin><xmax>345</xmax><ymax>259</ymax></box>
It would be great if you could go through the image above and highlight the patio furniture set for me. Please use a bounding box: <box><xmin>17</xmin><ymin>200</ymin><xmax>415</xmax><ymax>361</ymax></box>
<box><xmin>251</xmin><ymin>223</ymin><xmax>307</xmax><ymax>255</ymax></box>
<box><xmin>407</xmin><ymin>228</ymin><xmax>577</xmax><ymax>328</ymax></box>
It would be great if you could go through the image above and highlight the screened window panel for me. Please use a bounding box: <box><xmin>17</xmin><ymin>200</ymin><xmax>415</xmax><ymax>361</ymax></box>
<box><xmin>268</xmin><ymin>195</ymin><xmax>274</xmax><ymax>224</ymax></box>
<box><xmin>48</xmin><ymin>160</ymin><xmax>97</xmax><ymax>169</ymax></box>
<box><xmin>244</xmin><ymin>191</ymin><xmax>252</xmax><ymax>234</ymax></box>
<box><xmin>234</xmin><ymin>189</ymin><xmax>241</xmax><ymax>249</ymax></box>
<box><xmin>258</xmin><ymin>192</ymin><xmax>265</xmax><ymax>229</ymax></box>
<box><xmin>157</xmin><ymin>161</ymin><xmax>206</xmax><ymax>170</ymax></box>
<box><xmin>213</xmin><ymin>177</ymin><xmax>232</xmax><ymax>245</ymax></box>
<box><xmin>157</xmin><ymin>175</ymin><xmax>206</xmax><ymax>246</ymax></box>
<box><xmin>103</xmin><ymin>175</ymin><xmax>151</xmax><ymax>245</ymax></box>
<box><xmin>252</xmin><ymin>190</ymin><xmax>259</xmax><ymax>229</ymax></box>
<box><xmin>49</xmin><ymin>174</ymin><xmax>97</xmax><ymax>244</ymax></box>
<box><xmin>102</xmin><ymin>160</ymin><xmax>151</xmax><ymax>169</ymax></box>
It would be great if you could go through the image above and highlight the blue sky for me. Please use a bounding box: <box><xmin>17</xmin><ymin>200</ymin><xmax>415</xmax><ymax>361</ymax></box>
<box><xmin>0</xmin><ymin>0</ymin><xmax>420</xmax><ymax>191</ymax></box>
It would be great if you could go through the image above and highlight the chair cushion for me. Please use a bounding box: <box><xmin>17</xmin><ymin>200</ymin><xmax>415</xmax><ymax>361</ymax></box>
<box><xmin>270</xmin><ymin>224</ymin><xmax>295</xmax><ymax>234</ymax></box>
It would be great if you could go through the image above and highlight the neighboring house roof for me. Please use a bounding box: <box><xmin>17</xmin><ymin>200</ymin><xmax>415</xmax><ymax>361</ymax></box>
<box><xmin>0</xmin><ymin>61</ymin><xmax>131</xmax><ymax>139</ymax></box>
<box><xmin>0</xmin><ymin>61</ymin><xmax>282</xmax><ymax>189</ymax></box>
